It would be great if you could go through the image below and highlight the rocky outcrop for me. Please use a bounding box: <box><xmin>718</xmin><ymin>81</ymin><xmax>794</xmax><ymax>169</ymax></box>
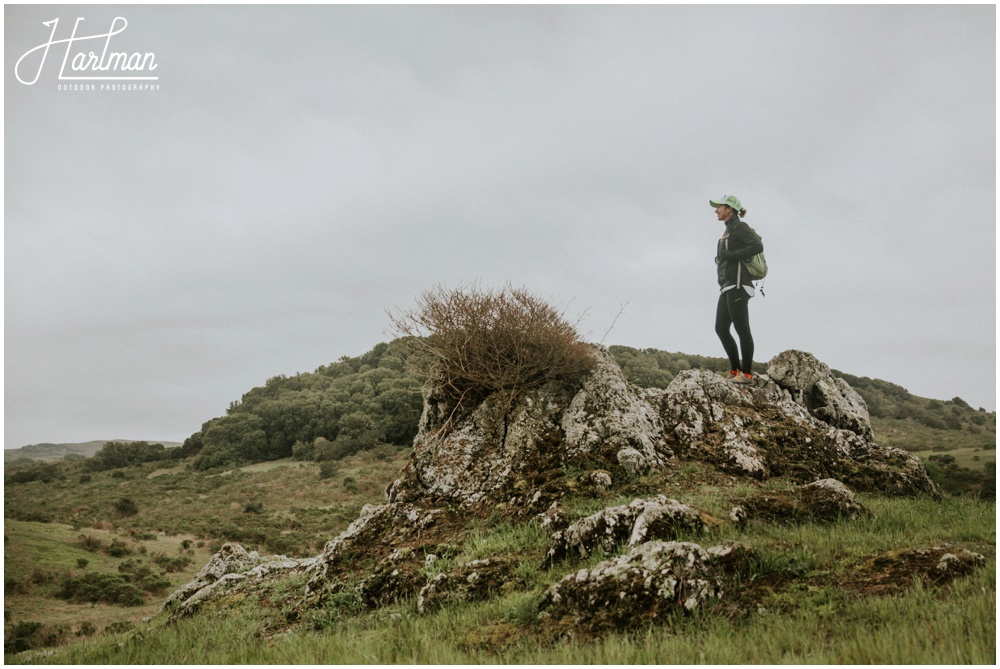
<box><xmin>385</xmin><ymin>346</ymin><xmax>937</xmax><ymax>510</ymax></box>
<box><xmin>166</xmin><ymin>346</ymin><xmax>947</xmax><ymax>626</ymax></box>
<box><xmin>846</xmin><ymin>545</ymin><xmax>987</xmax><ymax>595</ymax></box>
<box><xmin>417</xmin><ymin>557</ymin><xmax>523</xmax><ymax>614</ymax></box>
<box><xmin>305</xmin><ymin>503</ymin><xmax>456</xmax><ymax>596</ymax></box>
<box><xmin>386</xmin><ymin>347</ymin><xmax>673</xmax><ymax>510</ymax></box>
<box><xmin>162</xmin><ymin>543</ymin><xmax>304</xmax><ymax>617</ymax></box>
<box><xmin>643</xmin><ymin>351</ymin><xmax>939</xmax><ymax>498</ymax></box>
<box><xmin>732</xmin><ymin>478</ymin><xmax>868</xmax><ymax>524</ymax></box>
<box><xmin>767</xmin><ymin>350</ymin><xmax>873</xmax><ymax>439</ymax></box>
<box><xmin>538</xmin><ymin>541</ymin><xmax>725</xmax><ymax>634</ymax></box>
<box><xmin>546</xmin><ymin>495</ymin><xmax>706</xmax><ymax>562</ymax></box>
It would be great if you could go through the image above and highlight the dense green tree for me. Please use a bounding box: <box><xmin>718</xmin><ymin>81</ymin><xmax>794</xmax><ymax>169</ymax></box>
<box><xmin>87</xmin><ymin>441</ymin><xmax>170</xmax><ymax>472</ymax></box>
<box><xmin>189</xmin><ymin>340</ymin><xmax>423</xmax><ymax>470</ymax></box>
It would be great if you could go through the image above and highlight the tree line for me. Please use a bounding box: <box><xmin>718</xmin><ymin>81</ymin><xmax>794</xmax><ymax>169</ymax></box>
<box><xmin>182</xmin><ymin>340</ymin><xmax>424</xmax><ymax>470</ymax></box>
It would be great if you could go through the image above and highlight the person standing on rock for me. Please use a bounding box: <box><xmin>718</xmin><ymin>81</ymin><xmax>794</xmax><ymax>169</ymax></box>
<box><xmin>711</xmin><ymin>194</ymin><xmax>763</xmax><ymax>385</ymax></box>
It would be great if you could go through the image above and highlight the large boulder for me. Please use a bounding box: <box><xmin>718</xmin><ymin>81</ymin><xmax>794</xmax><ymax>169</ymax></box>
<box><xmin>387</xmin><ymin>346</ymin><xmax>672</xmax><ymax>510</ymax></box>
<box><xmin>538</xmin><ymin>541</ymin><xmax>724</xmax><ymax>634</ymax></box>
<box><xmin>767</xmin><ymin>350</ymin><xmax>873</xmax><ymax>439</ymax></box>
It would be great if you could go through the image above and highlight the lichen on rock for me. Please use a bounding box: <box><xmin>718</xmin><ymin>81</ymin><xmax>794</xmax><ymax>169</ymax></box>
<box><xmin>163</xmin><ymin>543</ymin><xmax>303</xmax><ymax>617</ymax></box>
<box><xmin>735</xmin><ymin>478</ymin><xmax>868</xmax><ymax>524</ymax></box>
<box><xmin>847</xmin><ymin>544</ymin><xmax>987</xmax><ymax>594</ymax></box>
<box><xmin>388</xmin><ymin>346</ymin><xmax>673</xmax><ymax>511</ymax></box>
<box><xmin>416</xmin><ymin>557</ymin><xmax>523</xmax><ymax>614</ymax></box>
<box><xmin>766</xmin><ymin>350</ymin><xmax>873</xmax><ymax>439</ymax></box>
<box><xmin>539</xmin><ymin>541</ymin><xmax>723</xmax><ymax>634</ymax></box>
<box><xmin>164</xmin><ymin>345</ymin><xmax>951</xmax><ymax>632</ymax></box>
<box><xmin>642</xmin><ymin>352</ymin><xmax>939</xmax><ymax>498</ymax></box>
<box><xmin>546</xmin><ymin>495</ymin><xmax>706</xmax><ymax>563</ymax></box>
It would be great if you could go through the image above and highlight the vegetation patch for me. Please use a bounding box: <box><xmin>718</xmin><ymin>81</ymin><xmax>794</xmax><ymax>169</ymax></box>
<box><xmin>56</xmin><ymin>572</ymin><xmax>145</xmax><ymax>607</ymax></box>
<box><xmin>840</xmin><ymin>545</ymin><xmax>988</xmax><ymax>596</ymax></box>
<box><xmin>389</xmin><ymin>284</ymin><xmax>595</xmax><ymax>420</ymax></box>
<box><xmin>4</xmin><ymin>339</ymin><xmax>995</xmax><ymax>662</ymax></box>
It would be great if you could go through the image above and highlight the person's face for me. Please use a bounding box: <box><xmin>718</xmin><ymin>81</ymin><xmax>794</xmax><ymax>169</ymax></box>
<box><xmin>715</xmin><ymin>205</ymin><xmax>732</xmax><ymax>221</ymax></box>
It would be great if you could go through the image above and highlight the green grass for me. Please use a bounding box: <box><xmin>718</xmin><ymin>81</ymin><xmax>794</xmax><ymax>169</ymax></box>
<box><xmin>3</xmin><ymin>519</ymin><xmax>218</xmax><ymax>651</ymax></box>
<box><xmin>909</xmin><ymin>446</ymin><xmax>994</xmax><ymax>470</ymax></box>
<box><xmin>16</xmin><ymin>560</ymin><xmax>992</xmax><ymax>664</ymax></box>
<box><xmin>5</xmin><ymin>418</ymin><xmax>995</xmax><ymax>663</ymax></box>
<box><xmin>9</xmin><ymin>491</ymin><xmax>992</xmax><ymax>664</ymax></box>
<box><xmin>5</xmin><ymin>452</ymin><xmax>408</xmax><ymax>557</ymax></box>
<box><xmin>873</xmin><ymin>416</ymin><xmax>996</xmax><ymax>453</ymax></box>
<box><xmin>4</xmin><ymin>449</ymin><xmax>407</xmax><ymax>655</ymax></box>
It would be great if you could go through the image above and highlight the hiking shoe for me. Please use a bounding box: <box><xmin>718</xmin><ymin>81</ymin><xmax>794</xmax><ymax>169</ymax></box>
<box><xmin>725</xmin><ymin>370</ymin><xmax>740</xmax><ymax>382</ymax></box>
<box><xmin>731</xmin><ymin>372</ymin><xmax>753</xmax><ymax>386</ymax></box>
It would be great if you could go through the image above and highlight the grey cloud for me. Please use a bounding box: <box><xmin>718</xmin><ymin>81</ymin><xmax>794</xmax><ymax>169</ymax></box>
<box><xmin>4</xmin><ymin>4</ymin><xmax>995</xmax><ymax>447</ymax></box>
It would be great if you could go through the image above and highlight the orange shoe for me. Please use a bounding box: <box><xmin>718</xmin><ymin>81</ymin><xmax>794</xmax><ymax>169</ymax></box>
<box><xmin>725</xmin><ymin>370</ymin><xmax>740</xmax><ymax>382</ymax></box>
<box><xmin>731</xmin><ymin>372</ymin><xmax>753</xmax><ymax>386</ymax></box>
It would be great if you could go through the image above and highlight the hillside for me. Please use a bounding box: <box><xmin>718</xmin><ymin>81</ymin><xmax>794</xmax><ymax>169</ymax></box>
<box><xmin>166</xmin><ymin>340</ymin><xmax>996</xmax><ymax>497</ymax></box>
<box><xmin>4</xmin><ymin>342</ymin><xmax>994</xmax><ymax>663</ymax></box>
<box><xmin>5</xmin><ymin>440</ymin><xmax>182</xmax><ymax>464</ymax></box>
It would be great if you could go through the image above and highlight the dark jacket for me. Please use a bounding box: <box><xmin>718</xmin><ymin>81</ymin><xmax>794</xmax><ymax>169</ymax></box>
<box><xmin>716</xmin><ymin>215</ymin><xmax>764</xmax><ymax>291</ymax></box>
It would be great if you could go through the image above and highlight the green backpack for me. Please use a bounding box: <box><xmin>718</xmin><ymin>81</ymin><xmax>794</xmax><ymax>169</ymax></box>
<box><xmin>743</xmin><ymin>227</ymin><xmax>768</xmax><ymax>280</ymax></box>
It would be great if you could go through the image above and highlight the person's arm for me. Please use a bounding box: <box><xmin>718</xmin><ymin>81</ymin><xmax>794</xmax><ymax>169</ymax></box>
<box><xmin>722</xmin><ymin>225</ymin><xmax>763</xmax><ymax>260</ymax></box>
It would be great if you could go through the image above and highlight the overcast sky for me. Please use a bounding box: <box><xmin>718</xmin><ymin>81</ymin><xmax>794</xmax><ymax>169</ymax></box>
<box><xmin>4</xmin><ymin>4</ymin><xmax>996</xmax><ymax>448</ymax></box>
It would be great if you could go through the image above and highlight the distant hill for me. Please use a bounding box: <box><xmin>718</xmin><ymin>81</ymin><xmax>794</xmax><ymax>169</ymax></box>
<box><xmin>4</xmin><ymin>440</ymin><xmax>182</xmax><ymax>463</ymax></box>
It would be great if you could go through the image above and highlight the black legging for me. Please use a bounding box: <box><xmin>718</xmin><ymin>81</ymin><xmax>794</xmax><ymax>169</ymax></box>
<box><xmin>715</xmin><ymin>288</ymin><xmax>754</xmax><ymax>374</ymax></box>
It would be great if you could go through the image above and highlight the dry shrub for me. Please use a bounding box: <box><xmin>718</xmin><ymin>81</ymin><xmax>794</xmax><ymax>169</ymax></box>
<box><xmin>389</xmin><ymin>285</ymin><xmax>595</xmax><ymax>418</ymax></box>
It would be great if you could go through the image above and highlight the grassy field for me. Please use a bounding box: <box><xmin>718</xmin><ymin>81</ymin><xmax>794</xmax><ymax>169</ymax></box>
<box><xmin>3</xmin><ymin>519</ymin><xmax>217</xmax><ymax>649</ymax></box>
<box><xmin>4</xmin><ymin>415</ymin><xmax>995</xmax><ymax>663</ymax></box>
<box><xmin>3</xmin><ymin>450</ymin><xmax>406</xmax><ymax>656</ymax></box>
<box><xmin>873</xmin><ymin>416</ymin><xmax>997</xmax><ymax>453</ymax></box>
<box><xmin>7</xmin><ymin>493</ymin><xmax>994</xmax><ymax>664</ymax></box>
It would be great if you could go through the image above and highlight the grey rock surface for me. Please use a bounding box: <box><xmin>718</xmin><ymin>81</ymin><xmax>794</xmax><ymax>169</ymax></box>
<box><xmin>539</xmin><ymin>541</ymin><xmax>723</xmax><ymax>632</ymax></box>
<box><xmin>547</xmin><ymin>495</ymin><xmax>705</xmax><ymax>562</ymax></box>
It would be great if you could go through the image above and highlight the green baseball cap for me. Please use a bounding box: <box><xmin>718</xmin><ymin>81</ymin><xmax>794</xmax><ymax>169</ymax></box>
<box><xmin>709</xmin><ymin>194</ymin><xmax>742</xmax><ymax>210</ymax></box>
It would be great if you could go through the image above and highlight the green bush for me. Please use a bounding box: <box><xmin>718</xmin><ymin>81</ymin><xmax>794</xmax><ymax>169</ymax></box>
<box><xmin>4</xmin><ymin>621</ymin><xmax>43</xmax><ymax>653</ymax></box>
<box><xmin>118</xmin><ymin>559</ymin><xmax>171</xmax><ymax>595</ymax></box>
<box><xmin>291</xmin><ymin>439</ymin><xmax>315</xmax><ymax>461</ymax></box>
<box><xmin>5</xmin><ymin>575</ymin><xmax>26</xmax><ymax>595</ymax></box>
<box><xmin>78</xmin><ymin>534</ymin><xmax>104</xmax><ymax>552</ymax></box>
<box><xmin>57</xmin><ymin>573</ymin><xmax>144</xmax><ymax>606</ymax></box>
<box><xmin>151</xmin><ymin>553</ymin><xmax>192</xmax><ymax>573</ymax></box>
<box><xmin>87</xmin><ymin>441</ymin><xmax>173</xmax><ymax>472</ymax></box>
<box><xmin>107</xmin><ymin>538</ymin><xmax>134</xmax><ymax>557</ymax></box>
<box><xmin>7</xmin><ymin>463</ymin><xmax>62</xmax><ymax>485</ymax></box>
<box><xmin>244</xmin><ymin>501</ymin><xmax>264</xmax><ymax>514</ymax></box>
<box><xmin>319</xmin><ymin>461</ymin><xmax>340</xmax><ymax>480</ymax></box>
<box><xmin>187</xmin><ymin>340</ymin><xmax>423</xmax><ymax>470</ymax></box>
<box><xmin>115</xmin><ymin>497</ymin><xmax>139</xmax><ymax>517</ymax></box>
